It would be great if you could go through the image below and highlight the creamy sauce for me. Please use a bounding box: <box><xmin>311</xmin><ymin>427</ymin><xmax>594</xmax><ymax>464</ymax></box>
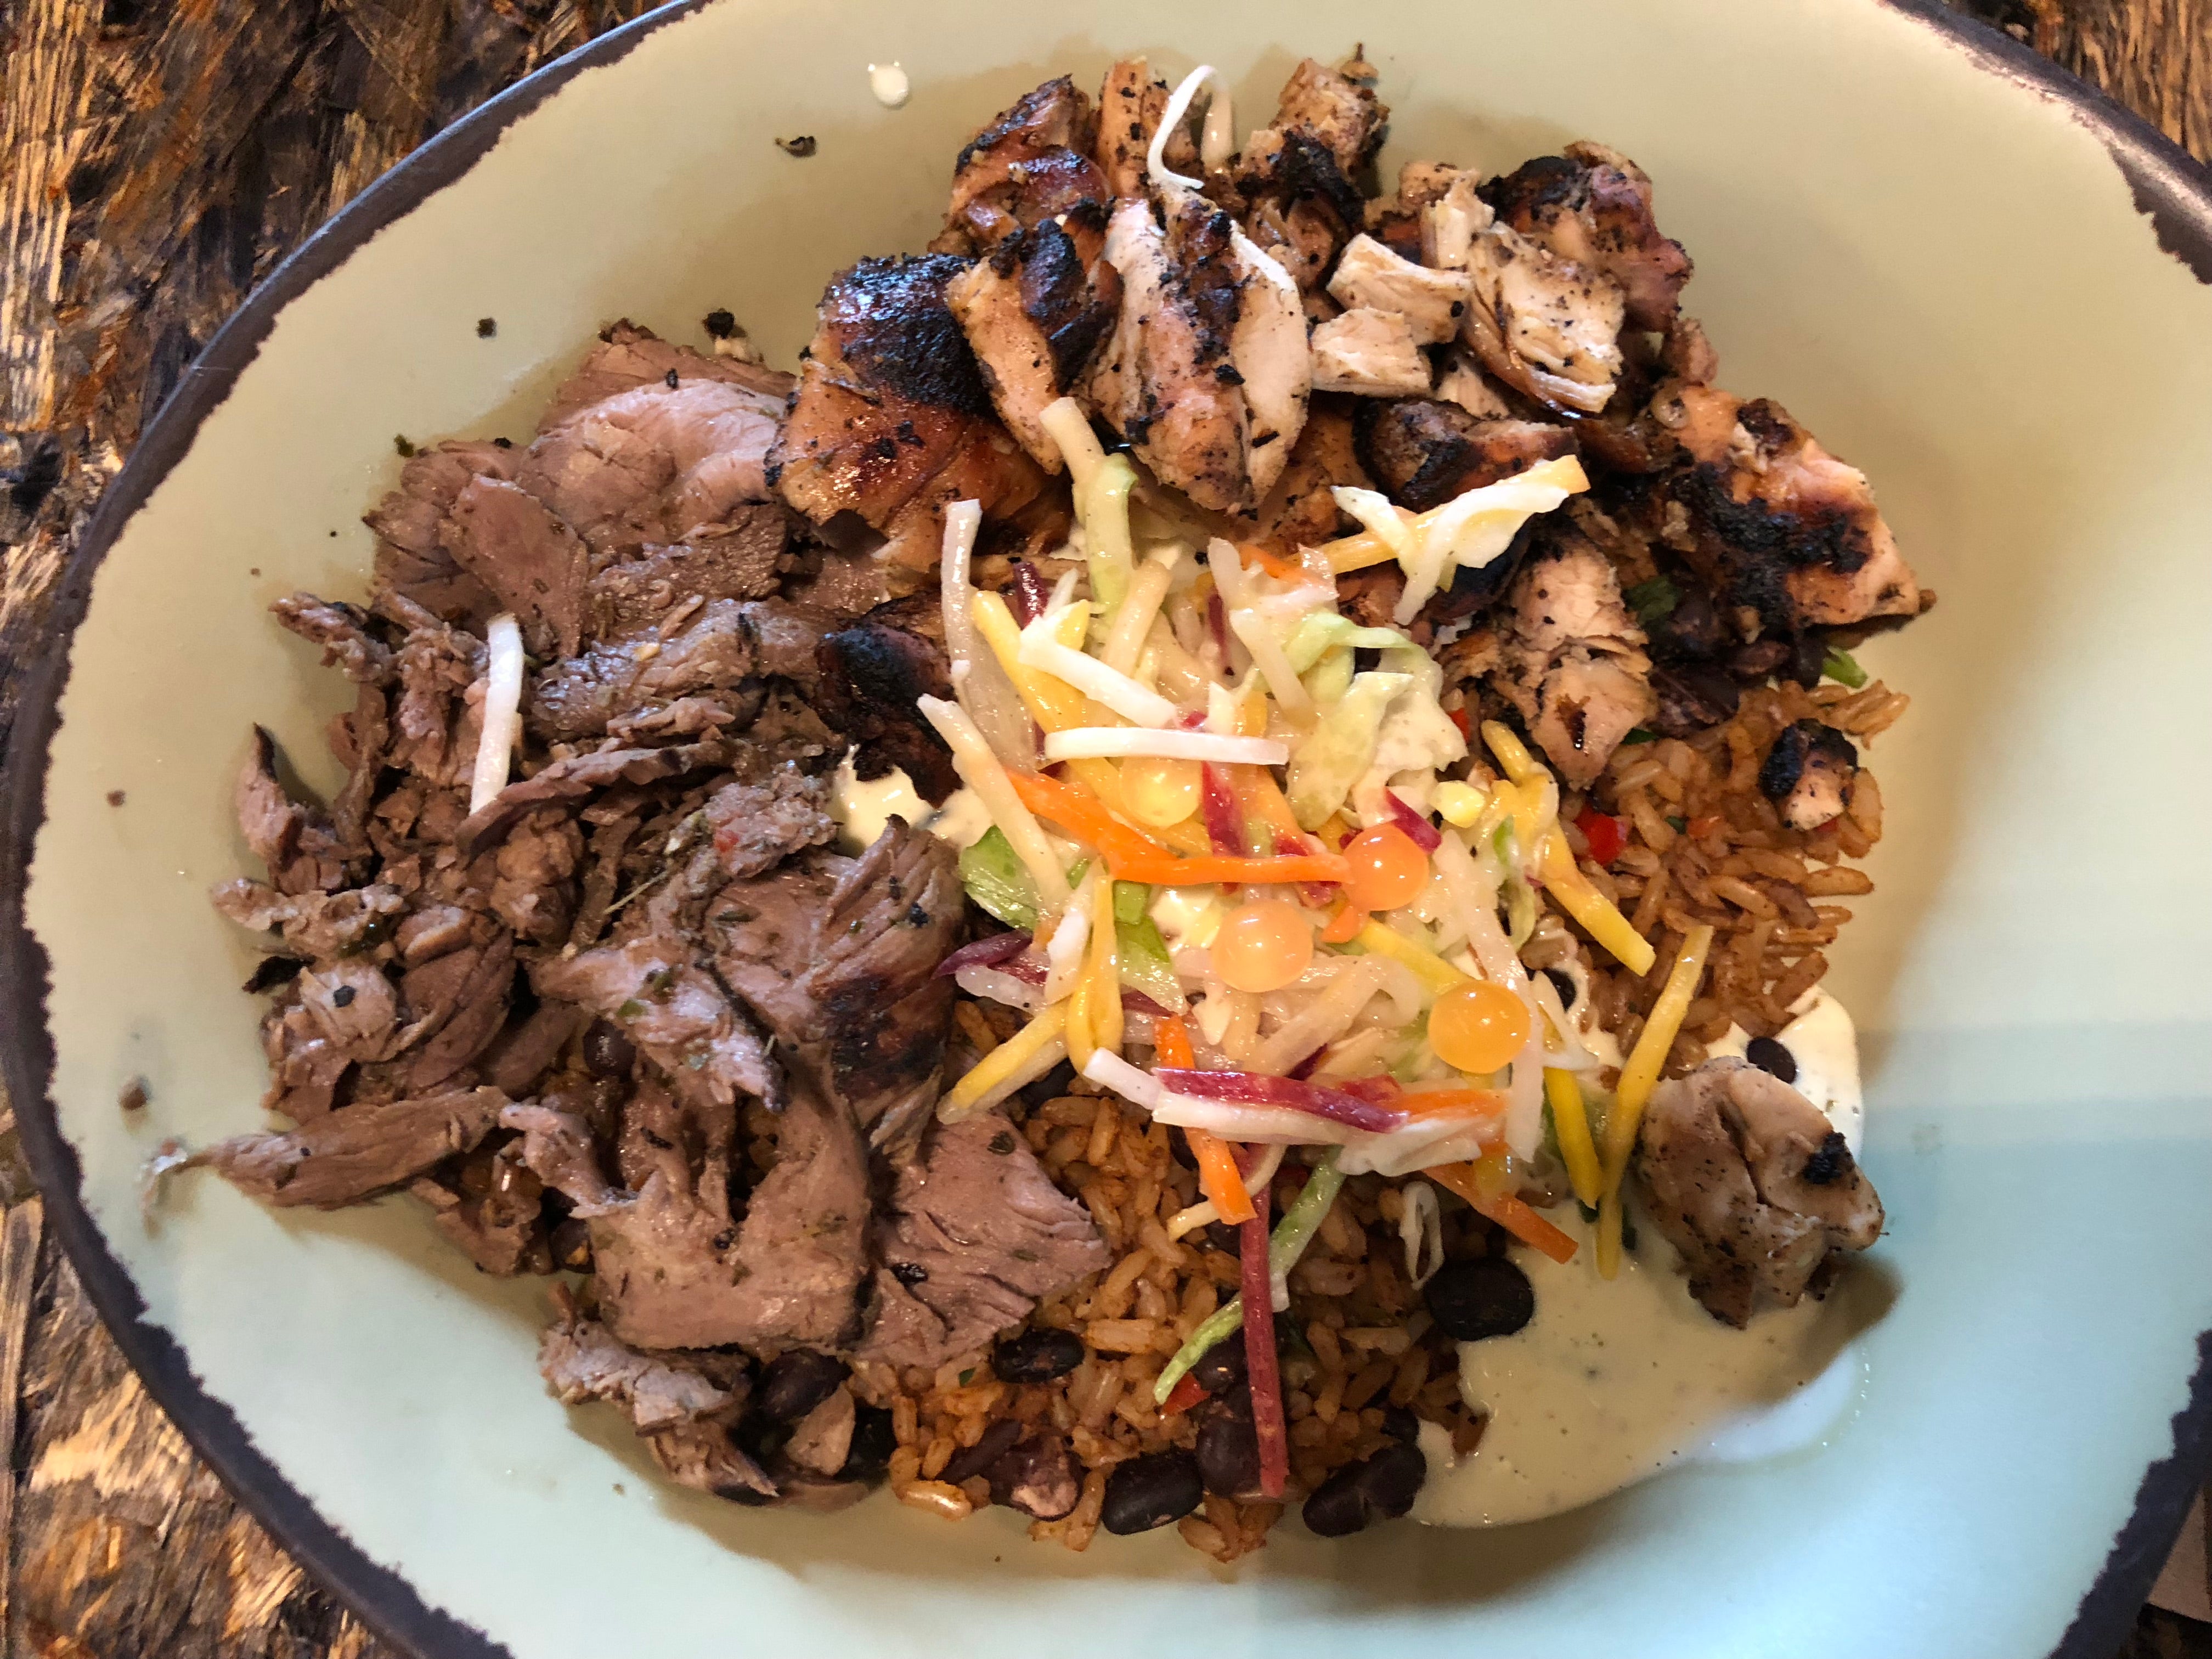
<box><xmin>1709</xmin><ymin>988</ymin><xmax>1863</xmax><ymax>1153</ymax></box>
<box><xmin>1414</xmin><ymin>989</ymin><xmax>1870</xmax><ymax>1527</ymax></box>
<box><xmin>866</xmin><ymin>63</ymin><xmax>910</xmax><ymax>108</ymax></box>
<box><xmin>827</xmin><ymin>753</ymin><xmax>989</xmax><ymax>854</ymax></box>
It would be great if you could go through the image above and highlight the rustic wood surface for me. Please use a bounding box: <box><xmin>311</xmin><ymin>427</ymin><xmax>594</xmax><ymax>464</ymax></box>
<box><xmin>0</xmin><ymin>0</ymin><xmax>2205</xmax><ymax>1653</ymax></box>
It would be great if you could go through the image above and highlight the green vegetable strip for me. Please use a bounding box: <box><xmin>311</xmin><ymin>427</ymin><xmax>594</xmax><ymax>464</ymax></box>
<box><xmin>1153</xmin><ymin>1152</ymin><xmax>1348</xmax><ymax>1403</ymax></box>
<box><xmin>1113</xmin><ymin>880</ymin><xmax>1149</xmax><ymax>927</ymax></box>
<box><xmin>958</xmin><ymin>827</ymin><xmax>1040</xmax><ymax>930</ymax></box>
<box><xmin>1115</xmin><ymin>912</ymin><xmax>1183</xmax><ymax>1010</ymax></box>
<box><xmin>1822</xmin><ymin>646</ymin><xmax>1869</xmax><ymax>688</ymax></box>
<box><xmin>1083</xmin><ymin>455</ymin><xmax>1137</xmax><ymax>618</ymax></box>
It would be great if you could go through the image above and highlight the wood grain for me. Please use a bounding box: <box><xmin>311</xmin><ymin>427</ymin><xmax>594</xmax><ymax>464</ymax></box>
<box><xmin>0</xmin><ymin>2</ymin><xmax>2204</xmax><ymax>1654</ymax></box>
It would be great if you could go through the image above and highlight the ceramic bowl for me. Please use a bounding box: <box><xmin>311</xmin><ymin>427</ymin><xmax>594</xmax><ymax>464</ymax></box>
<box><xmin>7</xmin><ymin>2</ymin><xmax>2212</xmax><ymax>1655</ymax></box>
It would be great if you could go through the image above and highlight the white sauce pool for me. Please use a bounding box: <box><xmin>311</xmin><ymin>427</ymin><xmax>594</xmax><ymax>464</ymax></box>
<box><xmin>867</xmin><ymin>62</ymin><xmax>910</xmax><ymax>108</ymax></box>
<box><xmin>828</xmin><ymin>753</ymin><xmax>988</xmax><ymax>853</ymax></box>
<box><xmin>1413</xmin><ymin>989</ymin><xmax>1870</xmax><ymax>1528</ymax></box>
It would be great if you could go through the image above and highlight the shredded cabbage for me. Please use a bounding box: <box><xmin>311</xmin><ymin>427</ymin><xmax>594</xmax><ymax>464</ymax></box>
<box><xmin>958</xmin><ymin>827</ymin><xmax>1041</xmax><ymax>929</ymax></box>
<box><xmin>1286</xmin><ymin>670</ymin><xmax>1409</xmax><ymax>830</ymax></box>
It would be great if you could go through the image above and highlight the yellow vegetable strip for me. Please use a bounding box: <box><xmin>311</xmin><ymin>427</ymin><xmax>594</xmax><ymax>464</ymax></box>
<box><xmin>1544</xmin><ymin>1068</ymin><xmax>1603</xmax><ymax>1209</ymax></box>
<box><xmin>943</xmin><ymin>1002</ymin><xmax>1069</xmax><ymax>1119</ymax></box>
<box><xmin>973</xmin><ymin>590</ymin><xmax>1090</xmax><ymax>732</ymax></box>
<box><xmin>1087</xmin><ymin>876</ymin><xmax>1123</xmax><ymax>1059</ymax></box>
<box><xmin>916</xmin><ymin>695</ymin><xmax>1071</xmax><ymax>910</ymax></box>
<box><xmin>1480</xmin><ymin>719</ymin><xmax>1542</xmax><ymax>785</ymax></box>
<box><xmin>1101</xmin><ymin>549</ymin><xmax>1180</xmax><ymax>675</ymax></box>
<box><xmin>1321</xmin><ymin>457</ymin><xmax>1590</xmax><ymax>573</ymax></box>
<box><xmin>1596</xmin><ymin>923</ymin><xmax>1714</xmax><ymax>1278</ymax></box>
<box><xmin>1352</xmin><ymin>919</ymin><xmax>1468</xmax><ymax>996</ymax></box>
<box><xmin>1538</xmin><ymin>829</ymin><xmax>1655</xmax><ymax>975</ymax></box>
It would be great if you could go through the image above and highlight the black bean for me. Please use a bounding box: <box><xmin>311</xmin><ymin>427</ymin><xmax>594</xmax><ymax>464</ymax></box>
<box><xmin>1190</xmin><ymin>1328</ymin><xmax>1248</xmax><ymax>1395</ymax></box>
<box><xmin>1542</xmin><ymin>968</ymin><xmax>1577</xmax><ymax>1009</ymax></box>
<box><xmin>1101</xmin><ymin>1450</ymin><xmax>1204</xmax><ymax>1534</ymax></box>
<box><xmin>1017</xmin><ymin>1058</ymin><xmax>1076</xmax><ymax>1110</ymax></box>
<box><xmin>838</xmin><ymin>1403</ymin><xmax>895</xmax><ymax>1482</ymax></box>
<box><xmin>1380</xmin><ymin>1404</ymin><xmax>1421</xmax><ymax>1443</ymax></box>
<box><xmin>940</xmin><ymin>1418</ymin><xmax>1024</xmax><ymax>1486</ymax></box>
<box><xmin>992</xmin><ymin>1327</ymin><xmax>1085</xmax><ymax>1384</ymax></box>
<box><xmin>583</xmin><ymin>1017</ymin><xmax>636</xmax><ymax>1079</ymax></box>
<box><xmin>1359</xmin><ymin>1441</ymin><xmax>1427</xmax><ymax>1519</ymax></box>
<box><xmin>757</xmin><ymin>1350</ymin><xmax>849</xmax><ymax>1422</ymax></box>
<box><xmin>1196</xmin><ymin>1412</ymin><xmax>1260</xmax><ymax>1497</ymax></box>
<box><xmin>986</xmin><ymin>1430</ymin><xmax>1081</xmax><ymax>1520</ymax></box>
<box><xmin>1425</xmin><ymin>1256</ymin><xmax>1536</xmax><ymax>1341</ymax></box>
<box><xmin>1302</xmin><ymin>1459</ymin><xmax>1373</xmax><ymax>1537</ymax></box>
<box><xmin>1745</xmin><ymin>1035</ymin><xmax>1797</xmax><ymax>1084</ymax></box>
<box><xmin>549</xmin><ymin>1216</ymin><xmax>592</xmax><ymax>1273</ymax></box>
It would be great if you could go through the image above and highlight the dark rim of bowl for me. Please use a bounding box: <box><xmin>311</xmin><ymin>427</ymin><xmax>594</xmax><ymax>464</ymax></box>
<box><xmin>2</xmin><ymin>4</ymin><xmax>2209</xmax><ymax>1656</ymax></box>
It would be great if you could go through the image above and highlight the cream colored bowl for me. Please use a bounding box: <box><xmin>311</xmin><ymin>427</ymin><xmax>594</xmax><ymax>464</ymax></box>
<box><xmin>7</xmin><ymin>2</ymin><xmax>2212</xmax><ymax>1655</ymax></box>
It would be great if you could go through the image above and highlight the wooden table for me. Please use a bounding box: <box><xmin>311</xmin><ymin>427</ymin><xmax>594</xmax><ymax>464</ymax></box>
<box><xmin>0</xmin><ymin>1</ymin><xmax>2206</xmax><ymax>1652</ymax></box>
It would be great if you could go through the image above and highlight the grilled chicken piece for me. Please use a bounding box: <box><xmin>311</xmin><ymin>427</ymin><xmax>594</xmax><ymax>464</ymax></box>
<box><xmin>1483</xmin><ymin>144</ymin><xmax>1693</xmax><ymax>331</ymax></box>
<box><xmin>1095</xmin><ymin>57</ymin><xmax>1199</xmax><ymax>198</ymax></box>
<box><xmin>772</xmin><ymin>255</ymin><xmax>1048</xmax><ymax>574</ymax></box>
<box><xmin>933</xmin><ymin>76</ymin><xmax>1107</xmax><ymax>255</ymax></box>
<box><xmin>1636</xmin><ymin>1058</ymin><xmax>1883</xmax><ymax>1327</ymax></box>
<box><xmin>947</xmin><ymin>209</ymin><xmax>1122</xmax><ymax>470</ymax></box>
<box><xmin>1655</xmin><ymin>385</ymin><xmax>1921</xmax><ymax>632</ymax></box>
<box><xmin>1242</xmin><ymin>395</ymin><xmax>1368</xmax><ymax>552</ymax></box>
<box><xmin>1355</xmin><ymin>398</ymin><xmax>1576</xmax><ymax>512</ymax></box>
<box><xmin>1489</xmin><ymin>530</ymin><xmax>1655</xmax><ymax>786</ymax></box>
<box><xmin>1328</xmin><ymin>234</ymin><xmax>1472</xmax><ymax>344</ymax></box>
<box><xmin>1423</xmin><ymin>173</ymin><xmax>1626</xmax><ymax>415</ymax></box>
<box><xmin>1759</xmin><ymin>719</ymin><xmax>1859</xmax><ymax>831</ymax></box>
<box><xmin>1233</xmin><ymin>60</ymin><xmax>1387</xmax><ymax>294</ymax></box>
<box><xmin>1310</xmin><ymin>307</ymin><xmax>1430</xmax><ymax>397</ymax></box>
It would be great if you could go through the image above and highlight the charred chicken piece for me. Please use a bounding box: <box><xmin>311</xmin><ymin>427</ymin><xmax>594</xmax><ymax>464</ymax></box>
<box><xmin>1242</xmin><ymin>395</ymin><xmax>1368</xmax><ymax>551</ymax></box>
<box><xmin>947</xmin><ymin>207</ymin><xmax>1122</xmax><ymax>471</ymax></box>
<box><xmin>771</xmin><ymin>255</ymin><xmax>1048</xmax><ymax>575</ymax></box>
<box><xmin>1422</xmin><ymin>172</ymin><xmax>1627</xmax><ymax>416</ymax></box>
<box><xmin>1635</xmin><ymin>1058</ymin><xmax>1883</xmax><ymax>1327</ymax></box>
<box><xmin>1233</xmin><ymin>60</ymin><xmax>1388</xmax><ymax>294</ymax></box>
<box><xmin>1488</xmin><ymin>528</ymin><xmax>1656</xmax><ymax>787</ymax></box>
<box><xmin>933</xmin><ymin>76</ymin><xmax>1108</xmax><ymax>255</ymax></box>
<box><xmin>1652</xmin><ymin>384</ymin><xmax>1922</xmax><ymax>634</ymax></box>
<box><xmin>1482</xmin><ymin>144</ymin><xmax>1693</xmax><ymax>331</ymax></box>
<box><xmin>1355</xmin><ymin>398</ymin><xmax>1577</xmax><ymax>512</ymax></box>
<box><xmin>1094</xmin><ymin>57</ymin><xmax>1198</xmax><ymax>199</ymax></box>
<box><xmin>1759</xmin><ymin>718</ymin><xmax>1859</xmax><ymax>831</ymax></box>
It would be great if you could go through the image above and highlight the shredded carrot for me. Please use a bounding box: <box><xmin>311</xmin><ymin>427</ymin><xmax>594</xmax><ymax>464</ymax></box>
<box><xmin>1110</xmin><ymin>850</ymin><xmax>1350</xmax><ymax>886</ymax></box>
<box><xmin>1320</xmin><ymin>901</ymin><xmax>1367</xmax><ymax>944</ymax></box>
<box><xmin>1007</xmin><ymin>770</ymin><xmax>1172</xmax><ymax>868</ymax></box>
<box><xmin>1154</xmin><ymin>1015</ymin><xmax>1194</xmax><ymax>1069</ymax></box>
<box><xmin>1188</xmin><ymin>1130</ymin><xmax>1257</xmax><ymax>1224</ymax></box>
<box><xmin>1160</xmin><ymin>1372</ymin><xmax>1209</xmax><ymax>1415</ymax></box>
<box><xmin>1396</xmin><ymin>1087</ymin><xmax>1509</xmax><ymax>1120</ymax></box>
<box><xmin>1426</xmin><ymin>1160</ymin><xmax>1579</xmax><ymax>1265</ymax></box>
<box><xmin>1240</xmin><ymin>542</ymin><xmax>1302</xmax><ymax>580</ymax></box>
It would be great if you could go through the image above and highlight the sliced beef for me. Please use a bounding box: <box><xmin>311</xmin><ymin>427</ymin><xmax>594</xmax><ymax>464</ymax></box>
<box><xmin>1482</xmin><ymin>144</ymin><xmax>1693</xmax><ymax>331</ymax></box>
<box><xmin>257</xmin><ymin>999</ymin><xmax>352</xmax><ymax>1120</ymax></box>
<box><xmin>710</xmin><ymin>819</ymin><xmax>963</xmax><ymax>1155</ymax></box>
<box><xmin>194</xmin><ymin>1087</ymin><xmax>506</xmax><ymax>1208</ymax></box>
<box><xmin>533</xmin><ymin>924</ymin><xmax>780</xmax><ymax>1115</ymax></box>
<box><xmin>854</xmin><ymin>1111</ymin><xmax>1110</xmax><ymax>1370</ymax></box>
<box><xmin>296</xmin><ymin>961</ymin><xmax>403</xmax><ymax>1061</ymax></box>
<box><xmin>932</xmin><ymin>76</ymin><xmax>1105</xmax><ymax>255</ymax></box>
<box><xmin>1489</xmin><ymin>531</ymin><xmax>1656</xmax><ymax>787</ymax></box>
<box><xmin>236</xmin><ymin>727</ymin><xmax>351</xmax><ymax>896</ymax></box>
<box><xmin>702</xmin><ymin>765</ymin><xmax>836</xmax><ymax>880</ymax></box>
<box><xmin>486</xmin><ymin>810</ymin><xmax>584</xmax><ymax>945</ymax></box>
<box><xmin>538</xmin><ymin>1313</ymin><xmax>740</xmax><ymax>1432</ymax></box>
<box><xmin>481</xmin><ymin>1000</ymin><xmax>586</xmax><ymax>1096</ymax></box>
<box><xmin>398</xmin><ymin>930</ymin><xmax>516</xmax><ymax>1091</ymax></box>
<box><xmin>527</xmin><ymin>598</ymin><xmax>823</xmax><ymax>742</ymax></box>
<box><xmin>414</xmin><ymin>1139</ymin><xmax>544</xmax><ymax>1274</ymax></box>
<box><xmin>363</xmin><ymin>441</ymin><xmax>514</xmax><ymax>624</ymax></box>
<box><xmin>272</xmin><ymin>595</ymin><xmax>391</xmax><ymax>684</ymax></box>
<box><xmin>771</xmin><ymin>255</ymin><xmax>1049</xmax><ymax>577</ymax></box>
<box><xmin>1635</xmin><ymin>1057</ymin><xmax>1883</xmax><ymax>1326</ymax></box>
<box><xmin>536</xmin><ymin>319</ymin><xmax>792</xmax><ymax>429</ymax></box>
<box><xmin>456</xmin><ymin>736</ymin><xmax>733</xmax><ymax>856</ymax></box>
<box><xmin>1355</xmin><ymin>398</ymin><xmax>1576</xmax><ymax>512</ymax></box>
<box><xmin>443</xmin><ymin>475</ymin><xmax>590</xmax><ymax>657</ymax></box>
<box><xmin>211</xmin><ymin>878</ymin><xmax>405</xmax><ymax>962</ymax></box>
<box><xmin>520</xmin><ymin>324</ymin><xmax>789</xmax><ymax>562</ymax></box>
<box><xmin>649</xmin><ymin>1417</ymin><xmax>776</xmax><ymax>1500</ymax></box>
<box><xmin>383</xmin><ymin>606</ymin><xmax>486</xmax><ymax>789</ymax></box>
<box><xmin>586</xmin><ymin>506</ymin><xmax>787</xmax><ymax>638</ymax></box>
